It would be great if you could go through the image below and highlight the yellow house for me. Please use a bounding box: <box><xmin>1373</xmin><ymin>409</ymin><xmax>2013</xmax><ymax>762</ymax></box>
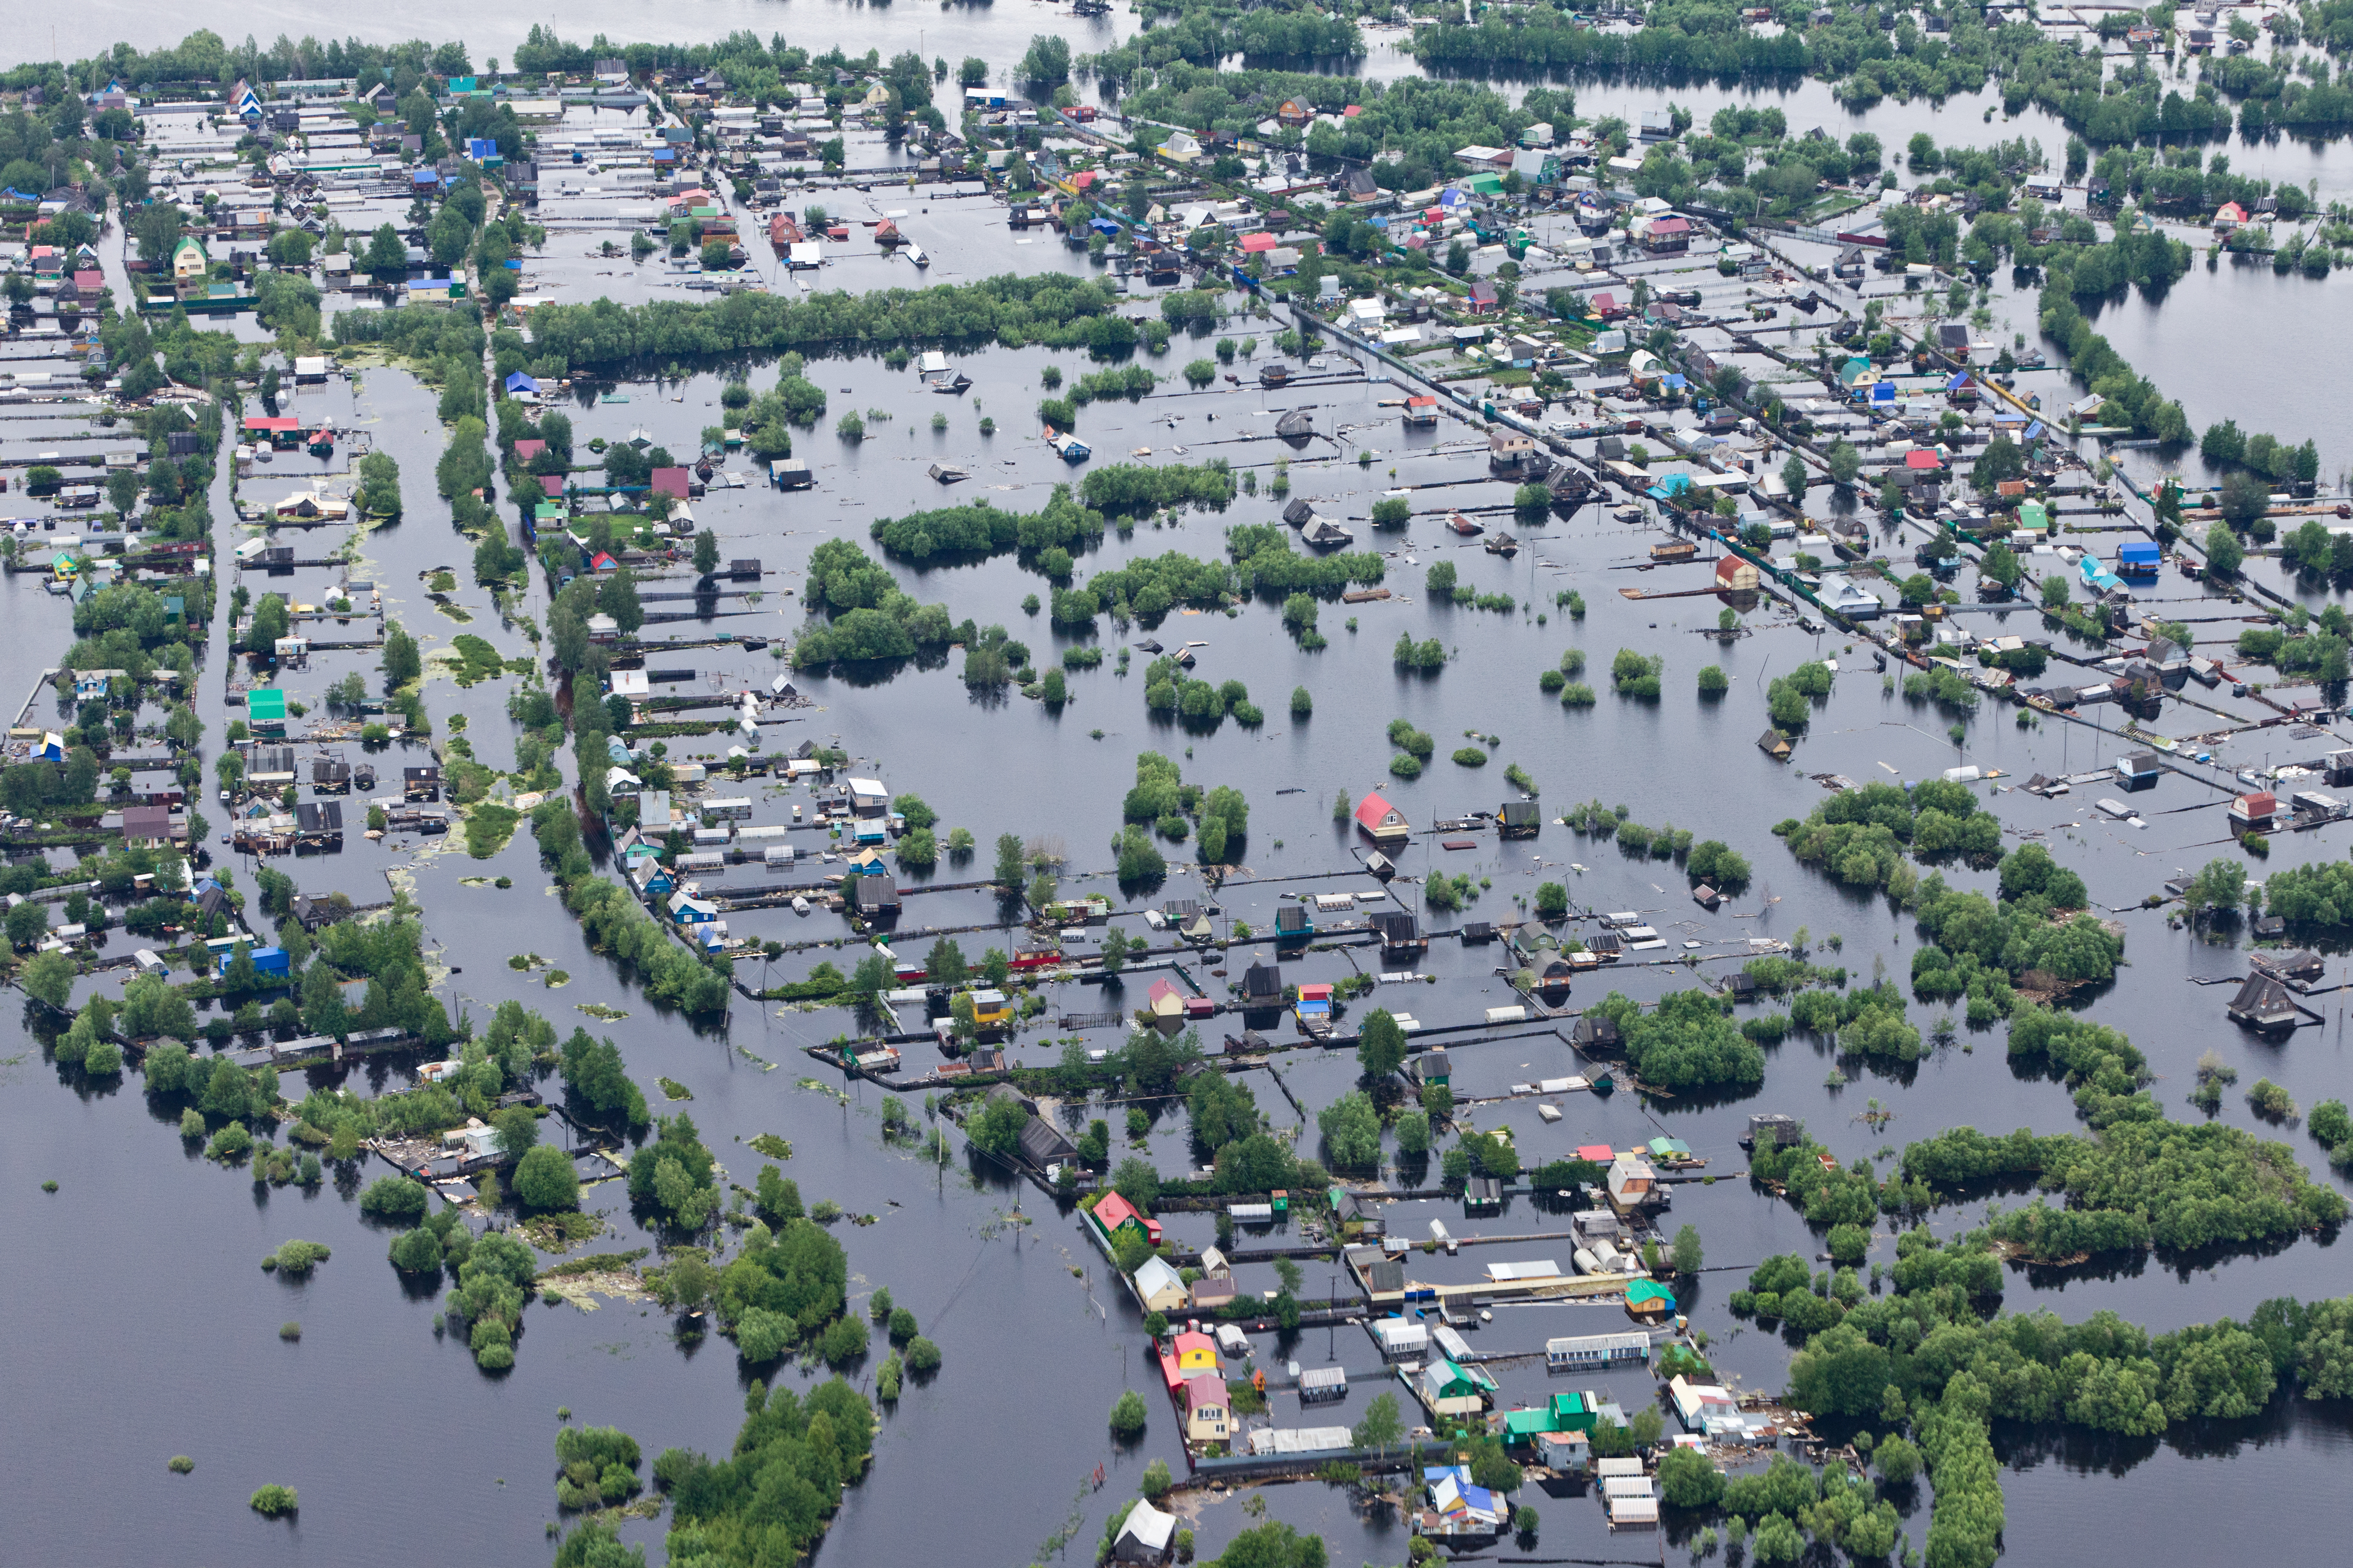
<box><xmin>1172</xmin><ymin>1330</ymin><xmax>1219</xmax><ymax>1376</ymax></box>
<box><xmin>968</xmin><ymin>988</ymin><xmax>1011</xmax><ymax>1029</ymax></box>
<box><xmin>172</xmin><ymin>236</ymin><xmax>209</xmax><ymax>284</ymax></box>
<box><xmin>1184</xmin><ymin>1375</ymin><xmax>1230</xmax><ymax>1445</ymax></box>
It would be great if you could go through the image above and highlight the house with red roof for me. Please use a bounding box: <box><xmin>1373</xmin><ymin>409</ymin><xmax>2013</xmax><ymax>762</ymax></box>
<box><xmin>1172</xmin><ymin>1330</ymin><xmax>1219</xmax><ymax>1375</ymax></box>
<box><xmin>649</xmin><ymin>467</ymin><xmax>694</xmax><ymax>500</ymax></box>
<box><xmin>1184</xmin><ymin>1374</ymin><xmax>1231</xmax><ymax>1444</ymax></box>
<box><xmin>1355</xmin><ymin>791</ymin><xmax>1410</xmax><ymax>846</ymax></box>
<box><xmin>1090</xmin><ymin>1189</ymin><xmax>1163</xmax><ymax>1249</ymax></box>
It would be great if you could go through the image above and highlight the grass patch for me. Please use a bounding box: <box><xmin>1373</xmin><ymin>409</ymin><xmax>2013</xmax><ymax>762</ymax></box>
<box><xmin>657</xmin><ymin>1076</ymin><xmax>694</xmax><ymax>1101</ymax></box>
<box><xmin>537</xmin><ymin>1248</ymin><xmax>651</xmax><ymax>1280</ymax></box>
<box><xmin>577</xmin><ymin>1003</ymin><xmax>629</xmax><ymax>1021</ymax></box>
<box><xmin>749</xmin><ymin>1133</ymin><xmax>793</xmax><ymax>1160</ymax></box>
<box><xmin>447</xmin><ymin>634</ymin><xmax>507</xmax><ymax>685</ymax></box>
<box><xmin>523</xmin><ymin>1211</ymin><xmax>607</xmax><ymax>1253</ymax></box>
<box><xmin>465</xmin><ymin>802</ymin><xmax>521</xmax><ymax>859</ymax></box>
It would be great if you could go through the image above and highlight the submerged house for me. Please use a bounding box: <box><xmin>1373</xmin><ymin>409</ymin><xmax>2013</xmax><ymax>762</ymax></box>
<box><xmin>2226</xmin><ymin>971</ymin><xmax>2300</xmax><ymax>1032</ymax></box>
<box><xmin>1417</xmin><ymin>1358</ymin><xmax>1500</xmax><ymax>1418</ymax></box>
<box><xmin>1371</xmin><ymin>910</ymin><xmax>1427</xmax><ymax>957</ymax></box>
<box><xmin>1355</xmin><ymin>790</ymin><xmax>1410</xmax><ymax>845</ymax></box>
<box><xmin>1090</xmin><ymin>1189</ymin><xmax>1164</xmax><ymax>1249</ymax></box>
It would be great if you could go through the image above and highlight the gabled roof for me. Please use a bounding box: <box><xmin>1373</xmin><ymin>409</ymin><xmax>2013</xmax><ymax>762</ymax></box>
<box><xmin>1355</xmin><ymin>790</ymin><xmax>1404</xmax><ymax>831</ymax></box>
<box><xmin>1093</xmin><ymin>1190</ymin><xmax>1146</xmax><ymax>1232</ymax></box>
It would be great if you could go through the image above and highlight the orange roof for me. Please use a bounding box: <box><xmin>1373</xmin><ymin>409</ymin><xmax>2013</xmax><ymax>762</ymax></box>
<box><xmin>1407</xmin><ymin>395</ymin><xmax>1436</xmax><ymax>408</ymax></box>
<box><xmin>1160</xmin><ymin>1349</ymin><xmax>1185</xmax><ymax>1389</ymax></box>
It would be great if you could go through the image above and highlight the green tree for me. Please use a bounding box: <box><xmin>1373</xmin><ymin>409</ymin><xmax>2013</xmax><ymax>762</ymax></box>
<box><xmin>1780</xmin><ymin>452</ymin><xmax>1808</xmax><ymax>498</ymax></box>
<box><xmin>1351</xmin><ymin>1391</ymin><xmax>1404</xmax><ymax>1455</ymax></box>
<box><xmin>2206</xmin><ymin>521</ymin><xmax>2245</xmax><ymax>579</ymax></box>
<box><xmin>382</xmin><ymin>621</ymin><xmax>422</xmax><ymax>686</ymax></box>
<box><xmin>993</xmin><ymin>833</ymin><xmax>1025</xmax><ymax>889</ymax></box>
<box><xmin>513</xmin><ymin>1143</ymin><xmax>581</xmax><ymax>1211</ymax></box>
<box><xmin>19</xmin><ymin>949</ymin><xmax>74</xmax><ymax>1008</ymax></box>
<box><xmin>1659</xmin><ymin>1445</ymin><xmax>1725</xmax><ymax>1507</ymax></box>
<box><xmin>969</xmin><ymin>1093</ymin><xmax>1028</xmax><ymax>1155</ymax></box>
<box><xmin>1672</xmin><ymin>1223</ymin><xmax>1704</xmax><ymax>1275</ymax></box>
<box><xmin>1356</xmin><ymin>1008</ymin><xmax>1407</xmax><ymax>1079</ymax></box>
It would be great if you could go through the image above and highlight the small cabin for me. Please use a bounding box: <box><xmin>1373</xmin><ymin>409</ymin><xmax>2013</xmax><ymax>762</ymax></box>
<box><xmin>1354</xmin><ymin>790</ymin><xmax>1410</xmax><ymax>845</ymax></box>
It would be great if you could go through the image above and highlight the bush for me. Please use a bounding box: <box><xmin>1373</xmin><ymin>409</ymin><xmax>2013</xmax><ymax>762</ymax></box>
<box><xmin>249</xmin><ymin>1485</ymin><xmax>298</xmax><ymax>1517</ymax></box>
<box><xmin>1610</xmin><ymin>649</ymin><xmax>1663</xmax><ymax>699</ymax></box>
<box><xmin>514</xmin><ymin>1143</ymin><xmax>582</xmax><ymax>1211</ymax></box>
<box><xmin>360</xmin><ymin>1176</ymin><xmax>430</xmax><ymax>1224</ymax></box>
<box><xmin>263</xmin><ymin>1239</ymin><xmax>331</xmax><ymax>1277</ymax></box>
<box><xmin>1111</xmin><ymin>1389</ymin><xmax>1148</xmax><ymax>1438</ymax></box>
<box><xmin>1658</xmin><ymin>1445</ymin><xmax>1725</xmax><ymax>1508</ymax></box>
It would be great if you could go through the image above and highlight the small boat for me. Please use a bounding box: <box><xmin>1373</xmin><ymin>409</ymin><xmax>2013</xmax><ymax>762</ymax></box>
<box><xmin>1446</xmin><ymin>511</ymin><xmax>1483</xmax><ymax>536</ymax></box>
<box><xmin>1484</xmin><ymin>532</ymin><xmax>1518</xmax><ymax>557</ymax></box>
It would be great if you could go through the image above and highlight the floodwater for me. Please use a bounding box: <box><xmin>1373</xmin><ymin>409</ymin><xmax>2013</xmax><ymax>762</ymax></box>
<box><xmin>6</xmin><ymin>15</ymin><xmax>2353</xmax><ymax>1568</ymax></box>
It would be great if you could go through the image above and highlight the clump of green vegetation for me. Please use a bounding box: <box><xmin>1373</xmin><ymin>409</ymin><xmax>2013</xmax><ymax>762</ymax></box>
<box><xmin>261</xmin><ymin>1240</ymin><xmax>332</xmax><ymax>1277</ymax></box>
<box><xmin>658</xmin><ymin>1076</ymin><xmax>694</xmax><ymax>1101</ymax></box>
<box><xmin>167</xmin><ymin>1456</ymin><xmax>195</xmax><ymax>1475</ymax></box>
<box><xmin>249</xmin><ymin>1485</ymin><xmax>298</xmax><ymax>1517</ymax></box>
<box><xmin>555</xmin><ymin>1424</ymin><xmax>644</xmax><ymax>1511</ymax></box>
<box><xmin>280</xmin><ymin>1321</ymin><xmax>302</xmax><ymax>1341</ymax></box>
<box><xmin>1611</xmin><ymin>649</ymin><xmax>1663</xmax><ymax>699</ymax></box>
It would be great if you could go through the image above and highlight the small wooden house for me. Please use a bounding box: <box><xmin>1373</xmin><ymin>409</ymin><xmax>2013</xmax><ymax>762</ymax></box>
<box><xmin>1355</xmin><ymin>790</ymin><xmax>1410</xmax><ymax>845</ymax></box>
<box><xmin>2226</xmin><ymin>971</ymin><xmax>2300</xmax><ymax>1032</ymax></box>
